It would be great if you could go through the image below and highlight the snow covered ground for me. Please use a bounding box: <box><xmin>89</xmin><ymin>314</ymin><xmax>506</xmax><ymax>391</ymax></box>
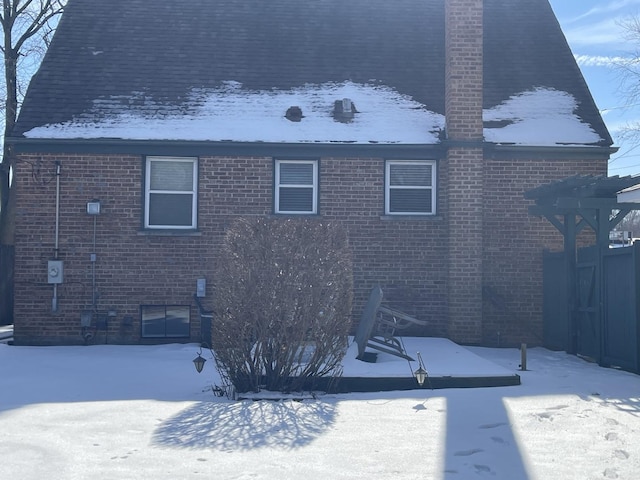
<box><xmin>1</xmin><ymin>339</ymin><xmax>639</xmax><ymax>479</ymax></box>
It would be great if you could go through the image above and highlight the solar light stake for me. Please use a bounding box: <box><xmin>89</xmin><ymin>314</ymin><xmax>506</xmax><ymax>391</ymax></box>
<box><xmin>520</xmin><ymin>343</ymin><xmax>527</xmax><ymax>371</ymax></box>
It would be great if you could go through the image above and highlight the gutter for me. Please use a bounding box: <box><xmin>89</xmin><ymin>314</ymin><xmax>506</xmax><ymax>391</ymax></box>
<box><xmin>6</xmin><ymin>136</ymin><xmax>617</xmax><ymax>160</ymax></box>
<box><xmin>6</xmin><ymin>137</ymin><xmax>448</xmax><ymax>159</ymax></box>
<box><xmin>485</xmin><ymin>143</ymin><xmax>618</xmax><ymax>161</ymax></box>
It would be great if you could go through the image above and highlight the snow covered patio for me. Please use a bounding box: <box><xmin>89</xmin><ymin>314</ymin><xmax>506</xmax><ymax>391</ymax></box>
<box><xmin>334</xmin><ymin>337</ymin><xmax>520</xmax><ymax>392</ymax></box>
<box><xmin>2</xmin><ymin>338</ymin><xmax>640</xmax><ymax>479</ymax></box>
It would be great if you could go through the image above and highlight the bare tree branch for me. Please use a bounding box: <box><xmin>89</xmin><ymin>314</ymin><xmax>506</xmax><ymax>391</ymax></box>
<box><xmin>0</xmin><ymin>0</ymin><xmax>65</xmax><ymax>325</ymax></box>
<box><xmin>213</xmin><ymin>218</ymin><xmax>353</xmax><ymax>394</ymax></box>
<box><xmin>14</xmin><ymin>1</ymin><xmax>63</xmax><ymax>53</ymax></box>
<box><xmin>614</xmin><ymin>16</ymin><xmax>640</xmax><ymax>119</ymax></box>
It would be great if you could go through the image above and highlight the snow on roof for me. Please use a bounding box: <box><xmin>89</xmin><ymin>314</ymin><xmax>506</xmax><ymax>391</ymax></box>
<box><xmin>618</xmin><ymin>182</ymin><xmax>640</xmax><ymax>203</ymax></box>
<box><xmin>24</xmin><ymin>83</ymin><xmax>602</xmax><ymax>147</ymax></box>
<box><xmin>484</xmin><ymin>87</ymin><xmax>602</xmax><ymax>146</ymax></box>
<box><xmin>24</xmin><ymin>82</ymin><xmax>445</xmax><ymax>144</ymax></box>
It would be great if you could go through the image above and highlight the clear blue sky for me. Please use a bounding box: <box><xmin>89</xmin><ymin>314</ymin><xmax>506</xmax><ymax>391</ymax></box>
<box><xmin>548</xmin><ymin>0</ymin><xmax>640</xmax><ymax>176</ymax></box>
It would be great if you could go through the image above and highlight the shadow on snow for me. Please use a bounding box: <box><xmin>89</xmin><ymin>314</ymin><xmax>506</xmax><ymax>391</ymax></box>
<box><xmin>151</xmin><ymin>399</ymin><xmax>337</xmax><ymax>451</ymax></box>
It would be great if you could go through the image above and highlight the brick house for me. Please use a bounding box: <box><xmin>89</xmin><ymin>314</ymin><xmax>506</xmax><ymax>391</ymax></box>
<box><xmin>8</xmin><ymin>0</ymin><xmax>613</xmax><ymax>346</ymax></box>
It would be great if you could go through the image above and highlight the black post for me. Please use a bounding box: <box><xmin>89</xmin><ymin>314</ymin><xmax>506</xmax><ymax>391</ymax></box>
<box><xmin>565</xmin><ymin>213</ymin><xmax>577</xmax><ymax>355</ymax></box>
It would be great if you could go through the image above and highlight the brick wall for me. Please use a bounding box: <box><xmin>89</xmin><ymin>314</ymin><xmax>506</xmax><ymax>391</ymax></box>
<box><xmin>13</xmin><ymin>151</ymin><xmax>609</xmax><ymax>346</ymax></box>
<box><xmin>13</xmin><ymin>153</ymin><xmax>450</xmax><ymax>345</ymax></box>
<box><xmin>481</xmin><ymin>155</ymin><xmax>607</xmax><ymax>347</ymax></box>
<box><xmin>14</xmin><ymin>154</ymin><xmax>223</xmax><ymax>344</ymax></box>
<box><xmin>319</xmin><ymin>156</ymin><xmax>450</xmax><ymax>337</ymax></box>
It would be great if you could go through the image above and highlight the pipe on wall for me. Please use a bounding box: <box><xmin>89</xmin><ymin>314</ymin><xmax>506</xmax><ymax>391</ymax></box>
<box><xmin>52</xmin><ymin>161</ymin><xmax>61</xmax><ymax>313</ymax></box>
<box><xmin>91</xmin><ymin>213</ymin><xmax>97</xmax><ymax>309</ymax></box>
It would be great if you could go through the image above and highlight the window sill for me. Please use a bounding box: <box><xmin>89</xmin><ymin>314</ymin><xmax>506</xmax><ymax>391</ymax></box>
<box><xmin>139</xmin><ymin>337</ymin><xmax>192</xmax><ymax>345</ymax></box>
<box><xmin>380</xmin><ymin>215</ymin><xmax>444</xmax><ymax>221</ymax></box>
<box><xmin>272</xmin><ymin>213</ymin><xmax>320</xmax><ymax>217</ymax></box>
<box><xmin>137</xmin><ymin>229</ymin><xmax>202</xmax><ymax>236</ymax></box>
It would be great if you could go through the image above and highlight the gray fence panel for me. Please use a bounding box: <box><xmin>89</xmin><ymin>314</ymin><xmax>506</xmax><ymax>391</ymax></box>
<box><xmin>543</xmin><ymin>250</ymin><xmax>568</xmax><ymax>351</ymax></box>
<box><xmin>602</xmin><ymin>244</ymin><xmax>639</xmax><ymax>373</ymax></box>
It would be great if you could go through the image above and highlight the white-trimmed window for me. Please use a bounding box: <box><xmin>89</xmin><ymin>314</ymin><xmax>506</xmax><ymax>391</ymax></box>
<box><xmin>385</xmin><ymin>160</ymin><xmax>436</xmax><ymax>215</ymax></box>
<box><xmin>275</xmin><ymin>159</ymin><xmax>318</xmax><ymax>214</ymax></box>
<box><xmin>145</xmin><ymin>156</ymin><xmax>198</xmax><ymax>229</ymax></box>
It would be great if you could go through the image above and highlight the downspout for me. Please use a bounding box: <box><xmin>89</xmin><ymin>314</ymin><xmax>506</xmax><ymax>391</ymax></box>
<box><xmin>52</xmin><ymin>161</ymin><xmax>61</xmax><ymax>313</ymax></box>
<box><xmin>91</xmin><ymin>212</ymin><xmax>97</xmax><ymax>310</ymax></box>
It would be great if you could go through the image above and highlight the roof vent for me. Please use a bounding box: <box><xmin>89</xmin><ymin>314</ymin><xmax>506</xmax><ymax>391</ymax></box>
<box><xmin>285</xmin><ymin>106</ymin><xmax>303</xmax><ymax>122</ymax></box>
<box><xmin>333</xmin><ymin>98</ymin><xmax>357</xmax><ymax>123</ymax></box>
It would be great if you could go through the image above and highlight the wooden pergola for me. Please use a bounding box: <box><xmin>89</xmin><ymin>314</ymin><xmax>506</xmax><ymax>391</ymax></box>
<box><xmin>525</xmin><ymin>175</ymin><xmax>640</xmax><ymax>357</ymax></box>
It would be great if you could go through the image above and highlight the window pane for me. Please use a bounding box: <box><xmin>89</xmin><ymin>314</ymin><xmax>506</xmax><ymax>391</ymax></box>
<box><xmin>279</xmin><ymin>163</ymin><xmax>313</xmax><ymax>185</ymax></box>
<box><xmin>141</xmin><ymin>306</ymin><xmax>166</xmax><ymax>337</ymax></box>
<box><xmin>149</xmin><ymin>193</ymin><xmax>193</xmax><ymax>226</ymax></box>
<box><xmin>390</xmin><ymin>164</ymin><xmax>432</xmax><ymax>187</ymax></box>
<box><xmin>150</xmin><ymin>161</ymin><xmax>194</xmax><ymax>191</ymax></box>
<box><xmin>141</xmin><ymin>305</ymin><xmax>191</xmax><ymax>338</ymax></box>
<box><xmin>389</xmin><ymin>189</ymin><xmax>432</xmax><ymax>213</ymax></box>
<box><xmin>279</xmin><ymin>187</ymin><xmax>313</xmax><ymax>212</ymax></box>
<box><xmin>165</xmin><ymin>306</ymin><xmax>190</xmax><ymax>337</ymax></box>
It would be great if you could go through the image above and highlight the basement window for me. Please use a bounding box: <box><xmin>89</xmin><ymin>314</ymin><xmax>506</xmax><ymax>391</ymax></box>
<box><xmin>385</xmin><ymin>160</ymin><xmax>436</xmax><ymax>215</ymax></box>
<box><xmin>141</xmin><ymin>305</ymin><xmax>190</xmax><ymax>338</ymax></box>
<box><xmin>274</xmin><ymin>159</ymin><xmax>318</xmax><ymax>214</ymax></box>
<box><xmin>144</xmin><ymin>156</ymin><xmax>198</xmax><ymax>229</ymax></box>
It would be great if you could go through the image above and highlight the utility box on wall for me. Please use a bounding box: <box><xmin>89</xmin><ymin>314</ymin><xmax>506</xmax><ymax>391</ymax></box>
<box><xmin>196</xmin><ymin>278</ymin><xmax>206</xmax><ymax>297</ymax></box>
<box><xmin>47</xmin><ymin>260</ymin><xmax>64</xmax><ymax>284</ymax></box>
<box><xmin>80</xmin><ymin>310</ymin><xmax>92</xmax><ymax>327</ymax></box>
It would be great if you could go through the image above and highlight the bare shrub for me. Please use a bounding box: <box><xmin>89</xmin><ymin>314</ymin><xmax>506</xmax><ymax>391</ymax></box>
<box><xmin>212</xmin><ymin>217</ymin><xmax>353</xmax><ymax>394</ymax></box>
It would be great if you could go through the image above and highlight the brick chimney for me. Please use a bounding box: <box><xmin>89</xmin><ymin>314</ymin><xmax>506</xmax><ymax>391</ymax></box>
<box><xmin>445</xmin><ymin>0</ymin><xmax>484</xmax><ymax>344</ymax></box>
<box><xmin>445</xmin><ymin>0</ymin><xmax>483</xmax><ymax>140</ymax></box>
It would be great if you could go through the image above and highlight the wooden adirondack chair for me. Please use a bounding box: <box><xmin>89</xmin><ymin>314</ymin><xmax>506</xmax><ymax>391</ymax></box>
<box><xmin>354</xmin><ymin>285</ymin><xmax>428</xmax><ymax>362</ymax></box>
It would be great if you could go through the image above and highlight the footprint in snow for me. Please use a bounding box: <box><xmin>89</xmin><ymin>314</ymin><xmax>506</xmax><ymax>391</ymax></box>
<box><xmin>478</xmin><ymin>422</ymin><xmax>508</xmax><ymax>429</ymax></box>
<box><xmin>603</xmin><ymin>467</ymin><xmax>619</xmax><ymax>478</ymax></box>
<box><xmin>474</xmin><ymin>464</ymin><xmax>493</xmax><ymax>474</ymax></box>
<box><xmin>454</xmin><ymin>448</ymin><xmax>483</xmax><ymax>456</ymax></box>
<box><xmin>535</xmin><ymin>412</ymin><xmax>554</xmax><ymax>421</ymax></box>
<box><xmin>613</xmin><ymin>450</ymin><xmax>629</xmax><ymax>460</ymax></box>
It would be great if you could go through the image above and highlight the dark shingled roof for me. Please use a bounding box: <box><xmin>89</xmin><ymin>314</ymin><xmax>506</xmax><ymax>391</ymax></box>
<box><xmin>13</xmin><ymin>0</ymin><xmax>612</xmax><ymax>146</ymax></box>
